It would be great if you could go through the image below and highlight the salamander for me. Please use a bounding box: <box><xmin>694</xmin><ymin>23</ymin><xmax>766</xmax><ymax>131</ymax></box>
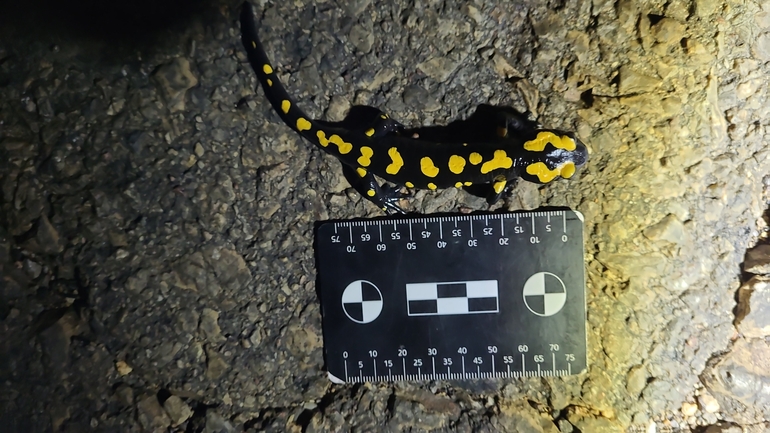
<box><xmin>239</xmin><ymin>2</ymin><xmax>588</xmax><ymax>214</ymax></box>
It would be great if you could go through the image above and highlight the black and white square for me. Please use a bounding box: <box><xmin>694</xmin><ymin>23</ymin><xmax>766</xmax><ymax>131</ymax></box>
<box><xmin>406</xmin><ymin>280</ymin><xmax>499</xmax><ymax>316</ymax></box>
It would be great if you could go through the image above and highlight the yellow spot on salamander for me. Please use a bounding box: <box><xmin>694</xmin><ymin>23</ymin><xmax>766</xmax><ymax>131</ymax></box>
<box><xmin>493</xmin><ymin>179</ymin><xmax>507</xmax><ymax>194</ymax></box>
<box><xmin>356</xmin><ymin>167</ymin><xmax>367</xmax><ymax>177</ymax></box>
<box><xmin>386</xmin><ymin>147</ymin><xmax>404</xmax><ymax>175</ymax></box>
<box><xmin>365</xmin><ymin>128</ymin><xmax>375</xmax><ymax>137</ymax></box>
<box><xmin>427</xmin><ymin>183</ymin><xmax>437</xmax><ymax>190</ymax></box>
<box><xmin>281</xmin><ymin>100</ymin><xmax>291</xmax><ymax>114</ymax></box>
<box><xmin>367</xmin><ymin>189</ymin><xmax>376</xmax><ymax>197</ymax></box>
<box><xmin>297</xmin><ymin>118</ymin><xmax>311</xmax><ymax>131</ymax></box>
<box><xmin>380</xmin><ymin>114</ymin><xmax>388</xmax><ymax>119</ymax></box>
<box><xmin>328</xmin><ymin>134</ymin><xmax>353</xmax><ymax>154</ymax></box>
<box><xmin>263</xmin><ymin>64</ymin><xmax>273</xmax><ymax>74</ymax></box>
<box><xmin>317</xmin><ymin>131</ymin><xmax>329</xmax><ymax>147</ymax></box>
<box><xmin>266</xmin><ymin>79</ymin><xmax>273</xmax><ymax>87</ymax></box>
<box><xmin>526</xmin><ymin>162</ymin><xmax>561</xmax><ymax>183</ymax></box>
<box><xmin>462</xmin><ymin>143</ymin><xmax>468</xmax><ymax>146</ymax></box>
<box><xmin>463</xmin><ymin>181</ymin><xmax>472</xmax><ymax>186</ymax></box>
<box><xmin>358</xmin><ymin>146</ymin><xmax>373</xmax><ymax>167</ymax></box>
<box><xmin>251</xmin><ymin>41</ymin><xmax>257</xmax><ymax>49</ymax></box>
<box><xmin>480</xmin><ymin>150</ymin><xmax>513</xmax><ymax>174</ymax></box>
<box><xmin>420</xmin><ymin>157</ymin><xmax>439</xmax><ymax>177</ymax></box>
<box><xmin>560</xmin><ymin>161</ymin><xmax>576</xmax><ymax>178</ymax></box>
<box><xmin>523</xmin><ymin>131</ymin><xmax>577</xmax><ymax>152</ymax></box>
<box><xmin>405</xmin><ymin>181</ymin><xmax>414</xmax><ymax>188</ymax></box>
<box><xmin>469</xmin><ymin>152</ymin><xmax>483</xmax><ymax>165</ymax></box>
<box><xmin>448</xmin><ymin>155</ymin><xmax>466</xmax><ymax>174</ymax></box>
<box><xmin>497</xmin><ymin>126</ymin><xmax>508</xmax><ymax>138</ymax></box>
<box><xmin>454</xmin><ymin>181</ymin><xmax>463</xmax><ymax>188</ymax></box>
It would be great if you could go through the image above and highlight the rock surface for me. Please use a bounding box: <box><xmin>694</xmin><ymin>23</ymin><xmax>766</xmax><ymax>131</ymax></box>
<box><xmin>0</xmin><ymin>0</ymin><xmax>769</xmax><ymax>432</ymax></box>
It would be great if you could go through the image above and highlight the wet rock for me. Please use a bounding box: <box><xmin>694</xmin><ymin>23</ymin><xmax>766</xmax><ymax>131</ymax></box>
<box><xmin>349</xmin><ymin>24</ymin><xmax>374</xmax><ymax>53</ymax></box>
<box><xmin>643</xmin><ymin>214</ymin><xmax>685</xmax><ymax>244</ymax></box>
<box><xmin>617</xmin><ymin>65</ymin><xmax>661</xmax><ymax>95</ymax></box>
<box><xmin>205</xmin><ymin>345</ymin><xmax>229</xmax><ymax>380</ymax></box>
<box><xmin>744</xmin><ymin>244</ymin><xmax>770</xmax><ymax>275</ymax></box>
<box><xmin>417</xmin><ymin>57</ymin><xmax>459</xmax><ymax>82</ymax></box>
<box><xmin>199</xmin><ymin>308</ymin><xmax>226</xmax><ymax>343</ymax></box>
<box><xmin>22</xmin><ymin>214</ymin><xmax>64</xmax><ymax>255</ymax></box>
<box><xmin>701</xmin><ymin>338</ymin><xmax>770</xmax><ymax>420</ymax></box>
<box><xmin>153</xmin><ymin>57</ymin><xmax>198</xmax><ymax>112</ymax></box>
<box><xmin>735</xmin><ymin>275</ymin><xmax>770</xmax><ymax>338</ymax></box>
<box><xmin>752</xmin><ymin>33</ymin><xmax>770</xmax><ymax>61</ymax></box>
<box><xmin>163</xmin><ymin>395</ymin><xmax>193</xmax><ymax>426</ymax></box>
<box><xmin>204</xmin><ymin>410</ymin><xmax>235</xmax><ymax>433</ymax></box>
<box><xmin>325</xmin><ymin>95</ymin><xmax>350</xmax><ymax>122</ymax></box>
<box><xmin>136</xmin><ymin>395</ymin><xmax>172</xmax><ymax>431</ymax></box>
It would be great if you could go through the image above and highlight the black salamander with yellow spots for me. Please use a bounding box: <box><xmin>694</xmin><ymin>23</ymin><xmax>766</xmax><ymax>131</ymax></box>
<box><xmin>240</xmin><ymin>2</ymin><xmax>588</xmax><ymax>214</ymax></box>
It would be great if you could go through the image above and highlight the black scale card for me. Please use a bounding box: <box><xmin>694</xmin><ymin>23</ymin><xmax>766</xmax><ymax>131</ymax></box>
<box><xmin>314</xmin><ymin>210</ymin><xmax>586</xmax><ymax>383</ymax></box>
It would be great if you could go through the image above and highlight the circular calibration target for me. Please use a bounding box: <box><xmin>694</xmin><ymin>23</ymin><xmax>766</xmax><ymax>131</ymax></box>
<box><xmin>341</xmin><ymin>280</ymin><xmax>383</xmax><ymax>324</ymax></box>
<box><xmin>522</xmin><ymin>272</ymin><xmax>567</xmax><ymax>317</ymax></box>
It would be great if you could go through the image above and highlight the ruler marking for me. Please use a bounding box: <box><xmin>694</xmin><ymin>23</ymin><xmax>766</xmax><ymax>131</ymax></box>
<box><xmin>552</xmin><ymin>353</ymin><xmax>556</xmax><ymax>375</ymax></box>
<box><xmin>491</xmin><ymin>355</ymin><xmax>495</xmax><ymax>374</ymax></box>
<box><xmin>409</xmin><ymin>223</ymin><xmax>413</xmax><ymax>241</ymax></box>
<box><xmin>439</xmin><ymin>221</ymin><xmax>443</xmax><ymax>239</ymax></box>
<box><xmin>344</xmin><ymin>360</ymin><xmax>348</xmax><ymax>382</ymax></box>
<box><xmin>432</xmin><ymin>357</ymin><xmax>436</xmax><ymax>376</ymax></box>
<box><xmin>402</xmin><ymin>358</ymin><xmax>406</xmax><ymax>377</ymax></box>
<box><xmin>531</xmin><ymin>214</ymin><xmax>535</xmax><ymax>235</ymax></box>
<box><xmin>334</xmin><ymin>224</ymin><xmax>338</xmax><ymax>234</ymax></box>
<box><xmin>363</xmin><ymin>223</ymin><xmax>367</xmax><ymax>233</ymax></box>
<box><xmin>378</xmin><ymin>223</ymin><xmax>382</xmax><ymax>242</ymax></box>
<box><xmin>469</xmin><ymin>219</ymin><xmax>473</xmax><ymax>238</ymax></box>
<box><xmin>349</xmin><ymin>225</ymin><xmax>353</xmax><ymax>243</ymax></box>
<box><xmin>568</xmin><ymin>363</ymin><xmax>572</xmax><ymax>375</ymax></box>
<box><xmin>563</xmin><ymin>212</ymin><xmax>567</xmax><ymax>233</ymax></box>
<box><xmin>374</xmin><ymin>359</ymin><xmax>377</xmax><ymax>378</ymax></box>
<box><xmin>537</xmin><ymin>363</ymin><xmax>541</xmax><ymax>376</ymax></box>
<box><xmin>500</xmin><ymin>217</ymin><xmax>504</xmax><ymax>236</ymax></box>
<box><xmin>522</xmin><ymin>354</ymin><xmax>525</xmax><ymax>375</ymax></box>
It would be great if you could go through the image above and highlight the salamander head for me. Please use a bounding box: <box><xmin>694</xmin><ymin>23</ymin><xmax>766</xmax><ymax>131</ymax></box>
<box><xmin>520</xmin><ymin>130</ymin><xmax>589</xmax><ymax>184</ymax></box>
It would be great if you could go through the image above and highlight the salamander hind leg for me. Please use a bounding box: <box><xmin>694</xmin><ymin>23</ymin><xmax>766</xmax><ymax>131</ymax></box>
<box><xmin>341</xmin><ymin>164</ymin><xmax>409</xmax><ymax>214</ymax></box>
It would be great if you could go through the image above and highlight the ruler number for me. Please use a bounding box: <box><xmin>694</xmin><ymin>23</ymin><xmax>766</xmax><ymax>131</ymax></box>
<box><xmin>413</xmin><ymin>358</ymin><xmax>423</xmax><ymax>367</ymax></box>
<box><xmin>549</xmin><ymin>344</ymin><xmax>560</xmax><ymax>351</ymax></box>
<box><xmin>358</xmin><ymin>361</ymin><xmax>364</xmax><ymax>368</ymax></box>
<box><xmin>376</xmin><ymin>243</ymin><xmax>386</xmax><ymax>251</ymax></box>
<box><xmin>406</xmin><ymin>242</ymin><xmax>417</xmax><ymax>250</ymax></box>
<box><xmin>427</xmin><ymin>348</ymin><xmax>437</xmax><ymax>356</ymax></box>
<box><xmin>346</xmin><ymin>245</ymin><xmax>356</xmax><ymax>253</ymax></box>
<box><xmin>421</xmin><ymin>230</ymin><xmax>431</xmax><ymax>238</ymax></box>
<box><xmin>487</xmin><ymin>346</ymin><xmax>498</xmax><ymax>353</ymax></box>
<box><xmin>534</xmin><ymin>355</ymin><xmax>544</xmax><ymax>363</ymax></box>
<box><xmin>498</xmin><ymin>237</ymin><xmax>509</xmax><ymax>245</ymax></box>
<box><xmin>343</xmin><ymin>351</ymin><xmax>348</xmax><ymax>358</ymax></box>
<box><xmin>565</xmin><ymin>354</ymin><xmax>575</xmax><ymax>361</ymax></box>
<box><xmin>361</xmin><ymin>233</ymin><xmax>370</xmax><ymax>241</ymax></box>
<box><xmin>457</xmin><ymin>347</ymin><xmax>467</xmax><ymax>354</ymax></box>
<box><xmin>503</xmin><ymin>356</ymin><xmax>514</xmax><ymax>364</ymax></box>
<box><xmin>452</xmin><ymin>229</ymin><xmax>462</xmax><ymax>237</ymax></box>
<box><xmin>437</xmin><ymin>240</ymin><xmax>447</xmax><ymax>248</ymax></box>
<box><xmin>391</xmin><ymin>232</ymin><xmax>401</xmax><ymax>240</ymax></box>
<box><xmin>483</xmin><ymin>228</ymin><xmax>493</xmax><ymax>235</ymax></box>
<box><xmin>443</xmin><ymin>358</ymin><xmax>453</xmax><ymax>366</ymax></box>
<box><xmin>514</xmin><ymin>226</ymin><xmax>524</xmax><ymax>234</ymax></box>
<box><xmin>398</xmin><ymin>348</ymin><xmax>407</xmax><ymax>357</ymax></box>
<box><xmin>369</xmin><ymin>350</ymin><xmax>378</xmax><ymax>357</ymax></box>
<box><xmin>517</xmin><ymin>345</ymin><xmax>528</xmax><ymax>353</ymax></box>
<box><xmin>384</xmin><ymin>359</ymin><xmax>393</xmax><ymax>367</ymax></box>
<box><xmin>467</xmin><ymin>239</ymin><xmax>478</xmax><ymax>247</ymax></box>
<box><xmin>331</xmin><ymin>235</ymin><xmax>341</xmax><ymax>243</ymax></box>
<box><xmin>562</xmin><ymin>235</ymin><xmax>568</xmax><ymax>242</ymax></box>
<box><xmin>472</xmin><ymin>357</ymin><xmax>483</xmax><ymax>365</ymax></box>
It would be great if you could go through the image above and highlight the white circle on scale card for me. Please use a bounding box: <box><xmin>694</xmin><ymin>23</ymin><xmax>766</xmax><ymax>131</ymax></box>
<box><xmin>341</xmin><ymin>280</ymin><xmax>383</xmax><ymax>324</ymax></box>
<box><xmin>522</xmin><ymin>272</ymin><xmax>567</xmax><ymax>317</ymax></box>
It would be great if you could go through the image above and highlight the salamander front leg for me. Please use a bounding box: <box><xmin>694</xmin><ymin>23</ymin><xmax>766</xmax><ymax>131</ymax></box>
<box><xmin>495</xmin><ymin>110</ymin><xmax>541</xmax><ymax>138</ymax></box>
<box><xmin>341</xmin><ymin>164</ymin><xmax>408</xmax><ymax>214</ymax></box>
<box><xmin>486</xmin><ymin>176</ymin><xmax>516</xmax><ymax>205</ymax></box>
